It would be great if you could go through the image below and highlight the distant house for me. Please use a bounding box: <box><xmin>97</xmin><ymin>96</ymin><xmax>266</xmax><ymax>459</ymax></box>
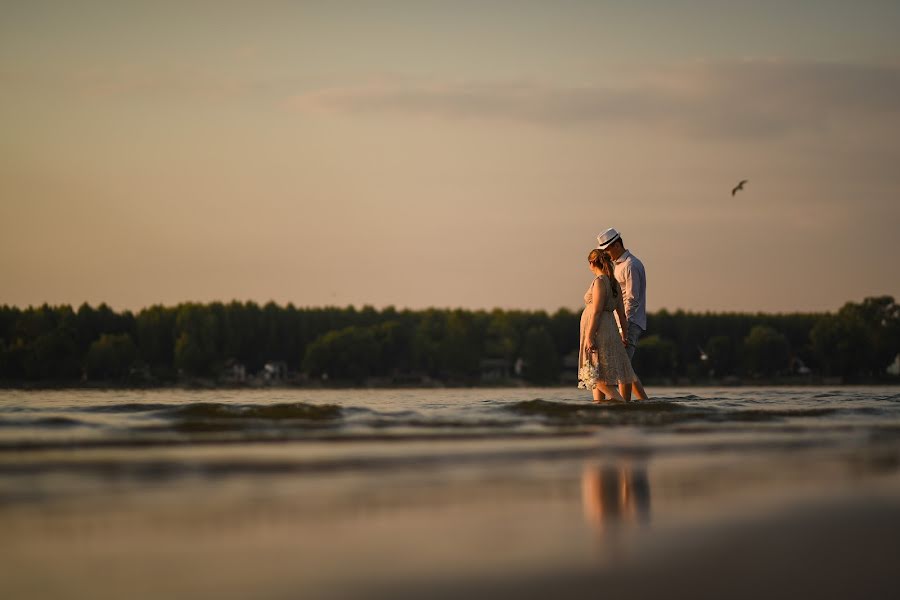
<box><xmin>262</xmin><ymin>361</ymin><xmax>287</xmax><ymax>382</ymax></box>
<box><xmin>514</xmin><ymin>357</ymin><xmax>525</xmax><ymax>378</ymax></box>
<box><xmin>889</xmin><ymin>354</ymin><xmax>900</xmax><ymax>377</ymax></box>
<box><xmin>791</xmin><ymin>357</ymin><xmax>812</xmax><ymax>376</ymax></box>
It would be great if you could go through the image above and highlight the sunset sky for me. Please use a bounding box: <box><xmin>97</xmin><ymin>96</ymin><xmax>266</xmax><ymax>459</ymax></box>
<box><xmin>2</xmin><ymin>1</ymin><xmax>899</xmax><ymax>314</ymax></box>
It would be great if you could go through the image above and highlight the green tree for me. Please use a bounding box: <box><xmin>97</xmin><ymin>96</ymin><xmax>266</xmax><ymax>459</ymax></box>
<box><xmin>0</xmin><ymin>295</ymin><xmax>896</xmax><ymax>385</ymax></box>
<box><xmin>548</xmin><ymin>308</ymin><xmax>579</xmax><ymax>359</ymax></box>
<box><xmin>441</xmin><ymin>310</ymin><xmax>480</xmax><ymax>378</ymax></box>
<box><xmin>136</xmin><ymin>305</ymin><xmax>176</xmax><ymax>374</ymax></box>
<box><xmin>484</xmin><ymin>310</ymin><xmax>519</xmax><ymax>360</ymax></box>
<box><xmin>743</xmin><ymin>325</ymin><xmax>790</xmax><ymax>376</ymax></box>
<box><xmin>173</xmin><ymin>304</ymin><xmax>220</xmax><ymax>376</ymax></box>
<box><xmin>706</xmin><ymin>335</ymin><xmax>736</xmax><ymax>376</ymax></box>
<box><xmin>0</xmin><ymin>306</ymin><xmax>25</xmax><ymax>379</ymax></box>
<box><xmin>14</xmin><ymin>305</ymin><xmax>81</xmax><ymax>380</ymax></box>
<box><xmin>520</xmin><ymin>326</ymin><xmax>560</xmax><ymax>384</ymax></box>
<box><xmin>808</xmin><ymin>297</ymin><xmax>899</xmax><ymax>378</ymax></box>
<box><xmin>86</xmin><ymin>333</ymin><xmax>138</xmax><ymax>380</ymax></box>
<box><xmin>23</xmin><ymin>330</ymin><xmax>81</xmax><ymax>380</ymax></box>
<box><xmin>838</xmin><ymin>296</ymin><xmax>899</xmax><ymax>376</ymax></box>
<box><xmin>633</xmin><ymin>335</ymin><xmax>678</xmax><ymax>378</ymax></box>
<box><xmin>75</xmin><ymin>303</ymin><xmax>135</xmax><ymax>355</ymax></box>
<box><xmin>411</xmin><ymin>310</ymin><xmax>446</xmax><ymax>376</ymax></box>
<box><xmin>303</xmin><ymin>326</ymin><xmax>380</xmax><ymax>383</ymax></box>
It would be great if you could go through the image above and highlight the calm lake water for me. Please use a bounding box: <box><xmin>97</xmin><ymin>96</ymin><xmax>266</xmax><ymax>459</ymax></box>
<box><xmin>2</xmin><ymin>386</ymin><xmax>900</xmax><ymax>599</ymax></box>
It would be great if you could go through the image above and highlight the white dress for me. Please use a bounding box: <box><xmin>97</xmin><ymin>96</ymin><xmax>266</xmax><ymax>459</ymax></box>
<box><xmin>578</xmin><ymin>275</ymin><xmax>637</xmax><ymax>389</ymax></box>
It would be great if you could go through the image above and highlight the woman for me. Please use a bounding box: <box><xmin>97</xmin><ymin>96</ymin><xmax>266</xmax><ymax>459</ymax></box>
<box><xmin>578</xmin><ymin>249</ymin><xmax>638</xmax><ymax>402</ymax></box>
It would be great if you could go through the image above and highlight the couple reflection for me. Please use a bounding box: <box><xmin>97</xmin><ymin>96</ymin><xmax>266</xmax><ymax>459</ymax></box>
<box><xmin>581</xmin><ymin>461</ymin><xmax>651</xmax><ymax>532</ymax></box>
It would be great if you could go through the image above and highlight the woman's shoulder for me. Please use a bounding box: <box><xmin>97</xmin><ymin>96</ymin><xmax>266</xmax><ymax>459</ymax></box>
<box><xmin>591</xmin><ymin>275</ymin><xmax>611</xmax><ymax>290</ymax></box>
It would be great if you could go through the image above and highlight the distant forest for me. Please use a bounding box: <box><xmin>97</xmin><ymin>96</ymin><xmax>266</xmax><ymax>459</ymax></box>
<box><xmin>0</xmin><ymin>296</ymin><xmax>897</xmax><ymax>387</ymax></box>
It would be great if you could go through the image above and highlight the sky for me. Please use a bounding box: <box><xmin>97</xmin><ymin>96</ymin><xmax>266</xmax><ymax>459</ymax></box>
<box><xmin>2</xmin><ymin>0</ymin><xmax>899</xmax><ymax>314</ymax></box>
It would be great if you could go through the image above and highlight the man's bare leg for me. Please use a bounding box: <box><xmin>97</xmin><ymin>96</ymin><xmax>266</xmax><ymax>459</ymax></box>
<box><xmin>619</xmin><ymin>382</ymin><xmax>632</xmax><ymax>402</ymax></box>
<box><xmin>631</xmin><ymin>379</ymin><xmax>649</xmax><ymax>401</ymax></box>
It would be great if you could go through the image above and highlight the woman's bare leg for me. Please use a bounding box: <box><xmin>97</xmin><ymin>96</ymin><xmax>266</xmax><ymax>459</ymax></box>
<box><xmin>621</xmin><ymin>380</ymin><xmax>648</xmax><ymax>401</ymax></box>
<box><xmin>596</xmin><ymin>383</ymin><xmax>625</xmax><ymax>402</ymax></box>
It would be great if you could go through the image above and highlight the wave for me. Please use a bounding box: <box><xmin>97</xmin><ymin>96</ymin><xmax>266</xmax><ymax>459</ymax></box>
<box><xmin>165</xmin><ymin>402</ymin><xmax>342</xmax><ymax>420</ymax></box>
<box><xmin>80</xmin><ymin>401</ymin><xmax>343</xmax><ymax>420</ymax></box>
<box><xmin>0</xmin><ymin>416</ymin><xmax>88</xmax><ymax>428</ymax></box>
<box><xmin>504</xmin><ymin>399</ymin><xmax>849</xmax><ymax>426</ymax></box>
<box><xmin>82</xmin><ymin>403</ymin><xmax>177</xmax><ymax>413</ymax></box>
<box><xmin>505</xmin><ymin>399</ymin><xmax>714</xmax><ymax>426</ymax></box>
<box><xmin>132</xmin><ymin>402</ymin><xmax>345</xmax><ymax>434</ymax></box>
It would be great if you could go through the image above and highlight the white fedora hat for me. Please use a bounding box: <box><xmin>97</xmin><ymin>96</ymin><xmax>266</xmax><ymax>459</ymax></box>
<box><xmin>596</xmin><ymin>228</ymin><xmax>621</xmax><ymax>250</ymax></box>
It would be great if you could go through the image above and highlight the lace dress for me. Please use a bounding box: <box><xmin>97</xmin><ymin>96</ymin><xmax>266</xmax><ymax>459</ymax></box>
<box><xmin>578</xmin><ymin>275</ymin><xmax>637</xmax><ymax>390</ymax></box>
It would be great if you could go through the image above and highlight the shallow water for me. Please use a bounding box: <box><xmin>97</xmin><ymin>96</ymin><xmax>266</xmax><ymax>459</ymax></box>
<box><xmin>2</xmin><ymin>386</ymin><xmax>900</xmax><ymax>599</ymax></box>
<box><xmin>2</xmin><ymin>386</ymin><xmax>899</xmax><ymax>449</ymax></box>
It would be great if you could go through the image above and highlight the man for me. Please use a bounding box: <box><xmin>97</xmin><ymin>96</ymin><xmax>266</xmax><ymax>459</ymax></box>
<box><xmin>597</xmin><ymin>227</ymin><xmax>649</xmax><ymax>401</ymax></box>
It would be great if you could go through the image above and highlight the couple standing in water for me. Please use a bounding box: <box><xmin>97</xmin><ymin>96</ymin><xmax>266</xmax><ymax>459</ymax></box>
<box><xmin>578</xmin><ymin>228</ymin><xmax>650</xmax><ymax>403</ymax></box>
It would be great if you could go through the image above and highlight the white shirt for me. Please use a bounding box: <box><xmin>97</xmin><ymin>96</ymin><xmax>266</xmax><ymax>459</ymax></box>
<box><xmin>614</xmin><ymin>250</ymin><xmax>647</xmax><ymax>330</ymax></box>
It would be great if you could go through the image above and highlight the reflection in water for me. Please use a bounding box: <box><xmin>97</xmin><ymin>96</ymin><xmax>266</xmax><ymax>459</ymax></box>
<box><xmin>582</xmin><ymin>461</ymin><xmax>651</xmax><ymax>532</ymax></box>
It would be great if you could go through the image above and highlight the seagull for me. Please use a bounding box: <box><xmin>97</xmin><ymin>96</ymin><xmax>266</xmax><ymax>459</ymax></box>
<box><xmin>732</xmin><ymin>179</ymin><xmax>748</xmax><ymax>196</ymax></box>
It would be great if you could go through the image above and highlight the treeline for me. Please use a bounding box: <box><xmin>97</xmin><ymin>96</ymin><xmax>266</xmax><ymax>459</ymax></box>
<box><xmin>0</xmin><ymin>296</ymin><xmax>897</xmax><ymax>386</ymax></box>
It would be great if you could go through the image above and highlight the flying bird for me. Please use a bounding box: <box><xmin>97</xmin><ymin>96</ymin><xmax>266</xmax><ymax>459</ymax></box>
<box><xmin>732</xmin><ymin>179</ymin><xmax>748</xmax><ymax>196</ymax></box>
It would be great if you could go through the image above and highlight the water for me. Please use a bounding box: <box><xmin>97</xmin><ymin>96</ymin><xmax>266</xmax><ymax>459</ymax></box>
<box><xmin>2</xmin><ymin>387</ymin><xmax>900</xmax><ymax>599</ymax></box>
<box><xmin>3</xmin><ymin>386</ymin><xmax>899</xmax><ymax>449</ymax></box>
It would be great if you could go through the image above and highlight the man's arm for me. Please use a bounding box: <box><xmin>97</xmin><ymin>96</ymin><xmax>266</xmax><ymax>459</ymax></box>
<box><xmin>615</xmin><ymin>291</ymin><xmax>628</xmax><ymax>347</ymax></box>
<box><xmin>620</xmin><ymin>263</ymin><xmax>638</xmax><ymax>322</ymax></box>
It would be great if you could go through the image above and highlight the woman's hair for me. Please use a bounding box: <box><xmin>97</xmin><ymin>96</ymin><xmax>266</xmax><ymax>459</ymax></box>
<box><xmin>587</xmin><ymin>249</ymin><xmax>620</xmax><ymax>298</ymax></box>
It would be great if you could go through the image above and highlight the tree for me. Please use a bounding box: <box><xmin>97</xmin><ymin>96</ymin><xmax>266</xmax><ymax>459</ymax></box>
<box><xmin>75</xmin><ymin>303</ymin><xmax>135</xmax><ymax>355</ymax></box>
<box><xmin>810</xmin><ymin>296</ymin><xmax>899</xmax><ymax>378</ymax></box>
<box><xmin>173</xmin><ymin>304</ymin><xmax>220</xmax><ymax>376</ymax></box>
<box><xmin>23</xmin><ymin>330</ymin><xmax>81</xmax><ymax>380</ymax></box>
<box><xmin>842</xmin><ymin>296</ymin><xmax>899</xmax><ymax>376</ymax></box>
<box><xmin>0</xmin><ymin>296</ymin><xmax>895</xmax><ymax>385</ymax></box>
<box><xmin>86</xmin><ymin>334</ymin><xmax>138</xmax><ymax>380</ymax></box>
<box><xmin>411</xmin><ymin>310</ymin><xmax>446</xmax><ymax>376</ymax></box>
<box><xmin>303</xmin><ymin>326</ymin><xmax>380</xmax><ymax>383</ymax></box>
<box><xmin>484</xmin><ymin>310</ymin><xmax>519</xmax><ymax>360</ymax></box>
<box><xmin>0</xmin><ymin>306</ymin><xmax>25</xmax><ymax>380</ymax></box>
<box><xmin>12</xmin><ymin>305</ymin><xmax>82</xmax><ymax>381</ymax></box>
<box><xmin>743</xmin><ymin>325</ymin><xmax>790</xmax><ymax>376</ymax></box>
<box><xmin>441</xmin><ymin>310</ymin><xmax>480</xmax><ymax>378</ymax></box>
<box><xmin>520</xmin><ymin>326</ymin><xmax>560</xmax><ymax>384</ymax></box>
<box><xmin>706</xmin><ymin>335</ymin><xmax>736</xmax><ymax>376</ymax></box>
<box><xmin>548</xmin><ymin>308</ymin><xmax>579</xmax><ymax>359</ymax></box>
<box><xmin>136</xmin><ymin>305</ymin><xmax>176</xmax><ymax>374</ymax></box>
<box><xmin>633</xmin><ymin>335</ymin><xmax>678</xmax><ymax>378</ymax></box>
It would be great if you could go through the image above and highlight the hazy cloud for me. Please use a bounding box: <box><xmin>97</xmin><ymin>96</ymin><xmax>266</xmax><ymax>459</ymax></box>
<box><xmin>289</xmin><ymin>60</ymin><xmax>900</xmax><ymax>139</ymax></box>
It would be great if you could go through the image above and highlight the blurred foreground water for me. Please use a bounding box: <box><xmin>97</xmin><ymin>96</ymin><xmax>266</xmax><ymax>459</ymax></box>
<box><xmin>2</xmin><ymin>387</ymin><xmax>900</xmax><ymax>599</ymax></box>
